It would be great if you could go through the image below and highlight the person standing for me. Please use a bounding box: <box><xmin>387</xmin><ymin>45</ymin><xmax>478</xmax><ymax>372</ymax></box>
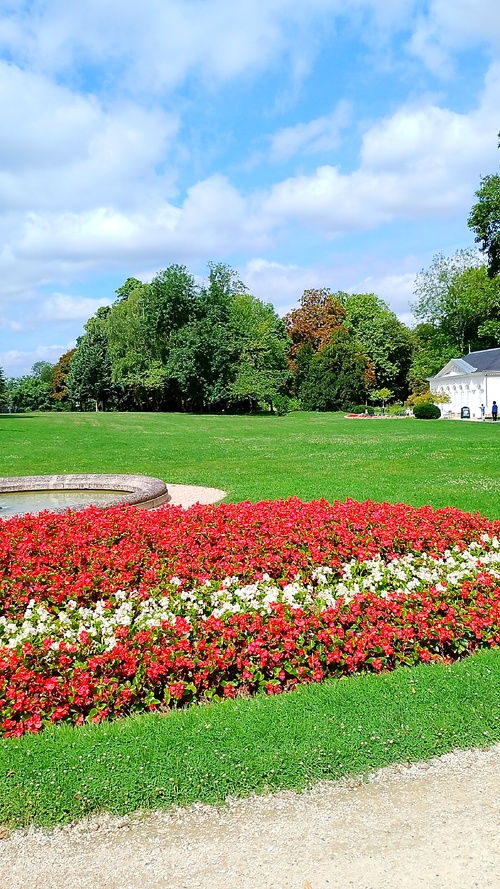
<box><xmin>493</xmin><ymin>401</ymin><xmax>498</xmax><ymax>421</ymax></box>
<box><xmin>480</xmin><ymin>403</ymin><xmax>486</xmax><ymax>421</ymax></box>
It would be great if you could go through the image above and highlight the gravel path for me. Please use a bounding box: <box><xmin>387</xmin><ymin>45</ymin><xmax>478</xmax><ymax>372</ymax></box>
<box><xmin>2</xmin><ymin>744</ymin><xmax>499</xmax><ymax>889</ymax></box>
<box><xmin>164</xmin><ymin>483</ymin><xmax>227</xmax><ymax>508</ymax></box>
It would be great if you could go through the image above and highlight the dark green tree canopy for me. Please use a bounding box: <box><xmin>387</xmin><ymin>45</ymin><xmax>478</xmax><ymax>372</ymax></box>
<box><xmin>300</xmin><ymin>328</ymin><xmax>374</xmax><ymax>411</ymax></box>
<box><xmin>468</xmin><ymin>135</ymin><xmax>500</xmax><ymax>278</ymax></box>
<box><xmin>341</xmin><ymin>291</ymin><xmax>412</xmax><ymax>399</ymax></box>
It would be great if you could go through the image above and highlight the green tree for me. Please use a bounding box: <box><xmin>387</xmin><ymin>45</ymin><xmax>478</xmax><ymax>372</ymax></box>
<box><xmin>411</xmin><ymin>250</ymin><xmax>500</xmax><ymax>354</ymax></box>
<box><xmin>407</xmin><ymin>323</ymin><xmax>457</xmax><ymax>394</ymax></box>
<box><xmin>114</xmin><ymin>277</ymin><xmax>143</xmax><ymax>302</ymax></box>
<box><xmin>229</xmin><ymin>293</ymin><xmax>291</xmax><ymax>411</ymax></box>
<box><xmin>145</xmin><ymin>264</ymin><xmax>198</xmax><ymax>364</ymax></box>
<box><xmin>31</xmin><ymin>361</ymin><xmax>54</xmax><ymax>384</ymax></box>
<box><xmin>66</xmin><ymin>307</ymin><xmax>116</xmax><ymax>410</ymax></box>
<box><xmin>301</xmin><ymin>328</ymin><xmax>374</xmax><ymax>411</ymax></box>
<box><xmin>0</xmin><ymin>366</ymin><xmax>6</xmax><ymax>410</ymax></box>
<box><xmin>9</xmin><ymin>376</ymin><xmax>52</xmax><ymax>411</ymax></box>
<box><xmin>294</xmin><ymin>342</ymin><xmax>315</xmax><ymax>400</ymax></box>
<box><xmin>370</xmin><ymin>387</ymin><xmax>393</xmax><ymax>408</ymax></box>
<box><xmin>341</xmin><ymin>292</ymin><xmax>412</xmax><ymax>400</ymax></box>
<box><xmin>468</xmin><ymin>134</ymin><xmax>500</xmax><ymax>278</ymax></box>
<box><xmin>107</xmin><ymin>283</ymin><xmax>158</xmax><ymax>400</ymax></box>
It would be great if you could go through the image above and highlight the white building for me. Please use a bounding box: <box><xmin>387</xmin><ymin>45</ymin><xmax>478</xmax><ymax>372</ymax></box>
<box><xmin>429</xmin><ymin>348</ymin><xmax>500</xmax><ymax>419</ymax></box>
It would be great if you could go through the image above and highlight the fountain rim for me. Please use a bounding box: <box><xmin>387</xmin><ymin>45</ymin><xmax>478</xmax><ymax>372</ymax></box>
<box><xmin>0</xmin><ymin>474</ymin><xmax>170</xmax><ymax>514</ymax></box>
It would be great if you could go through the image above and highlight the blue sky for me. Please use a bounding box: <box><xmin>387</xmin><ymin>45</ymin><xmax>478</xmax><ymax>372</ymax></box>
<box><xmin>1</xmin><ymin>0</ymin><xmax>500</xmax><ymax>375</ymax></box>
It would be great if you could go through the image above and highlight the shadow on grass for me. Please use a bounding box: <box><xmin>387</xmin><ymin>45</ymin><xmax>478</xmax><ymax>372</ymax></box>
<box><xmin>0</xmin><ymin>413</ymin><xmax>40</xmax><ymax>420</ymax></box>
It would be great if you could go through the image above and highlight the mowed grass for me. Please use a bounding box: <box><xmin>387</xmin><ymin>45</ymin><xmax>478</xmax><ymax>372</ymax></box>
<box><xmin>1</xmin><ymin>410</ymin><xmax>500</xmax><ymax>827</ymax></box>
<box><xmin>1</xmin><ymin>410</ymin><xmax>500</xmax><ymax>517</ymax></box>
<box><xmin>1</xmin><ymin>649</ymin><xmax>499</xmax><ymax>829</ymax></box>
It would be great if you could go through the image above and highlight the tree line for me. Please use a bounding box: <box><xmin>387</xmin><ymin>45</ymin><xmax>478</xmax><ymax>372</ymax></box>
<box><xmin>2</xmin><ymin>136</ymin><xmax>500</xmax><ymax>415</ymax></box>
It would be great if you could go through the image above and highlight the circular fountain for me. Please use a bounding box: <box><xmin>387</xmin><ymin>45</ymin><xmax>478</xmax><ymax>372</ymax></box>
<box><xmin>0</xmin><ymin>474</ymin><xmax>170</xmax><ymax>518</ymax></box>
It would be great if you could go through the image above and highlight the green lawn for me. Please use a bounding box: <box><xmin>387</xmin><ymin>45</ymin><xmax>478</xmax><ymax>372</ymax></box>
<box><xmin>1</xmin><ymin>650</ymin><xmax>499</xmax><ymax>829</ymax></box>
<box><xmin>1</xmin><ymin>410</ymin><xmax>500</xmax><ymax>517</ymax></box>
<box><xmin>1</xmin><ymin>409</ymin><xmax>500</xmax><ymax>828</ymax></box>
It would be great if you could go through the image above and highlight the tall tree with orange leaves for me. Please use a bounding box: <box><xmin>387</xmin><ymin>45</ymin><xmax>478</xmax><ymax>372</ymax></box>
<box><xmin>284</xmin><ymin>288</ymin><xmax>346</xmax><ymax>360</ymax></box>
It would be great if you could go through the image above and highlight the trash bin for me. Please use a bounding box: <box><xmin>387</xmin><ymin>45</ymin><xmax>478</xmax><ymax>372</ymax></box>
<box><xmin>461</xmin><ymin>406</ymin><xmax>470</xmax><ymax>419</ymax></box>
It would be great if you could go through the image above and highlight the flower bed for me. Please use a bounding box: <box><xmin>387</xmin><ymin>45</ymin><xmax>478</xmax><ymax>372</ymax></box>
<box><xmin>1</xmin><ymin>498</ymin><xmax>499</xmax><ymax>737</ymax></box>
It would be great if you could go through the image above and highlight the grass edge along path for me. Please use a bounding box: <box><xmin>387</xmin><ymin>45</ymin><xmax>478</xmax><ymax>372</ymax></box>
<box><xmin>1</xmin><ymin>647</ymin><xmax>499</xmax><ymax>829</ymax></box>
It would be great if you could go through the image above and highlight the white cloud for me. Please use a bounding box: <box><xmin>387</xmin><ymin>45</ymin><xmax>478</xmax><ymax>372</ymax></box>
<box><xmin>349</xmin><ymin>272</ymin><xmax>417</xmax><ymax>319</ymax></box>
<box><xmin>243</xmin><ymin>258</ymin><xmax>329</xmax><ymax>313</ymax></box>
<box><xmin>39</xmin><ymin>293</ymin><xmax>112</xmax><ymax>323</ymax></box>
<box><xmin>269</xmin><ymin>101</ymin><xmax>351</xmax><ymax>162</ymax></box>
<box><xmin>409</xmin><ymin>0</ymin><xmax>500</xmax><ymax>75</ymax></box>
<box><xmin>0</xmin><ymin>1</ymin><xmax>418</xmax><ymax>94</ymax></box>
<box><xmin>0</xmin><ymin>61</ymin><xmax>179</xmax><ymax>213</ymax></box>
<box><xmin>1</xmin><ymin>61</ymin><xmax>498</xmax><ymax>308</ymax></box>
<box><xmin>263</xmin><ymin>63</ymin><xmax>500</xmax><ymax>233</ymax></box>
<box><xmin>0</xmin><ymin>343</ymin><xmax>75</xmax><ymax>376</ymax></box>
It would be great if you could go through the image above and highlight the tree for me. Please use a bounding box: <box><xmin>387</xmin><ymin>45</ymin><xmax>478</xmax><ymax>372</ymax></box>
<box><xmin>31</xmin><ymin>361</ymin><xmax>54</xmax><ymax>384</ymax></box>
<box><xmin>145</xmin><ymin>264</ymin><xmax>198</xmax><ymax>364</ymax></box>
<box><xmin>66</xmin><ymin>307</ymin><xmax>116</xmax><ymax>410</ymax></box>
<box><xmin>107</xmin><ymin>284</ymin><xmax>157</xmax><ymax>400</ymax></box>
<box><xmin>114</xmin><ymin>277</ymin><xmax>143</xmax><ymax>302</ymax></box>
<box><xmin>411</xmin><ymin>250</ymin><xmax>500</xmax><ymax>354</ymax></box>
<box><xmin>369</xmin><ymin>387</ymin><xmax>393</xmax><ymax>409</ymax></box>
<box><xmin>294</xmin><ymin>342</ymin><xmax>315</xmax><ymax>400</ymax></box>
<box><xmin>341</xmin><ymin>292</ymin><xmax>413</xmax><ymax>400</ymax></box>
<box><xmin>300</xmin><ymin>328</ymin><xmax>374</xmax><ymax>411</ymax></box>
<box><xmin>51</xmin><ymin>349</ymin><xmax>76</xmax><ymax>403</ymax></box>
<box><xmin>9</xmin><ymin>376</ymin><xmax>52</xmax><ymax>411</ymax></box>
<box><xmin>229</xmin><ymin>294</ymin><xmax>291</xmax><ymax>411</ymax></box>
<box><xmin>468</xmin><ymin>134</ymin><xmax>500</xmax><ymax>278</ymax></box>
<box><xmin>165</xmin><ymin>320</ymin><xmax>234</xmax><ymax>409</ymax></box>
<box><xmin>0</xmin><ymin>366</ymin><xmax>6</xmax><ymax>410</ymax></box>
<box><xmin>407</xmin><ymin>323</ymin><xmax>457</xmax><ymax>394</ymax></box>
<box><xmin>284</xmin><ymin>288</ymin><xmax>346</xmax><ymax>360</ymax></box>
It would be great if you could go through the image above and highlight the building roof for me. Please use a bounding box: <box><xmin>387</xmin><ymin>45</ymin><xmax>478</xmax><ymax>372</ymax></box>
<box><xmin>462</xmin><ymin>348</ymin><xmax>500</xmax><ymax>372</ymax></box>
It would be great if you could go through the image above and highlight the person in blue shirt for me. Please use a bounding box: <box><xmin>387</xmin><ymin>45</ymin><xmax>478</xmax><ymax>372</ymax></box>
<box><xmin>492</xmin><ymin>401</ymin><xmax>498</xmax><ymax>421</ymax></box>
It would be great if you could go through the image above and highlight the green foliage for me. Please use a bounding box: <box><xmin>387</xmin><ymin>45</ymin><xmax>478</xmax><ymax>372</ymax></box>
<box><xmin>66</xmin><ymin>307</ymin><xmax>116</xmax><ymax>410</ymax></box>
<box><xmin>270</xmin><ymin>394</ymin><xmax>291</xmax><ymax>415</ymax></box>
<box><xmin>0</xmin><ymin>650</ymin><xmax>498</xmax><ymax>828</ymax></box>
<box><xmin>413</xmin><ymin>402</ymin><xmax>441</xmax><ymax>420</ymax></box>
<box><xmin>369</xmin><ymin>387</ymin><xmax>393</xmax><ymax>406</ymax></box>
<box><xmin>409</xmin><ymin>249</ymin><xmax>500</xmax><ymax>394</ymax></box>
<box><xmin>8</xmin><ymin>375</ymin><xmax>52</xmax><ymax>411</ymax></box>
<box><xmin>31</xmin><ymin>361</ymin><xmax>54</xmax><ymax>384</ymax></box>
<box><xmin>468</xmin><ymin>136</ymin><xmax>500</xmax><ymax>277</ymax></box>
<box><xmin>408</xmin><ymin>323</ymin><xmax>457</xmax><ymax>393</ymax></box>
<box><xmin>412</xmin><ymin>251</ymin><xmax>500</xmax><ymax>353</ymax></box>
<box><xmin>301</xmin><ymin>328</ymin><xmax>373</xmax><ymax>411</ymax></box>
<box><xmin>229</xmin><ymin>293</ymin><xmax>290</xmax><ymax>410</ymax></box>
<box><xmin>352</xmin><ymin>404</ymin><xmax>374</xmax><ymax>414</ymax></box>
<box><xmin>342</xmin><ymin>292</ymin><xmax>412</xmax><ymax>399</ymax></box>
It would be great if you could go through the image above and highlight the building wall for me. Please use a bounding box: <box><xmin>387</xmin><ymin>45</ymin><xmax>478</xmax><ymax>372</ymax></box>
<box><xmin>430</xmin><ymin>374</ymin><xmax>500</xmax><ymax>418</ymax></box>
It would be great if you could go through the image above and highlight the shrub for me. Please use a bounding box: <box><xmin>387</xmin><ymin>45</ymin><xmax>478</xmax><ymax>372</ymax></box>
<box><xmin>387</xmin><ymin>402</ymin><xmax>404</xmax><ymax>415</ymax></box>
<box><xmin>351</xmin><ymin>404</ymin><xmax>374</xmax><ymax>415</ymax></box>
<box><xmin>413</xmin><ymin>402</ymin><xmax>441</xmax><ymax>420</ymax></box>
<box><xmin>272</xmin><ymin>395</ymin><xmax>292</xmax><ymax>416</ymax></box>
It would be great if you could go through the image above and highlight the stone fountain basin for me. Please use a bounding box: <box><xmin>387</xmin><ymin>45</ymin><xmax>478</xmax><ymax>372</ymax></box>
<box><xmin>0</xmin><ymin>474</ymin><xmax>170</xmax><ymax>517</ymax></box>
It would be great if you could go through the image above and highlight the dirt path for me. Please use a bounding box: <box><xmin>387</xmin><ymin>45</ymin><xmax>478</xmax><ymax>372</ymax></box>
<box><xmin>2</xmin><ymin>744</ymin><xmax>499</xmax><ymax>889</ymax></box>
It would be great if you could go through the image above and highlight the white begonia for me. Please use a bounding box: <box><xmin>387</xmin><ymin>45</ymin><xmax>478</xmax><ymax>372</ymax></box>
<box><xmin>1</xmin><ymin>538</ymin><xmax>498</xmax><ymax>653</ymax></box>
